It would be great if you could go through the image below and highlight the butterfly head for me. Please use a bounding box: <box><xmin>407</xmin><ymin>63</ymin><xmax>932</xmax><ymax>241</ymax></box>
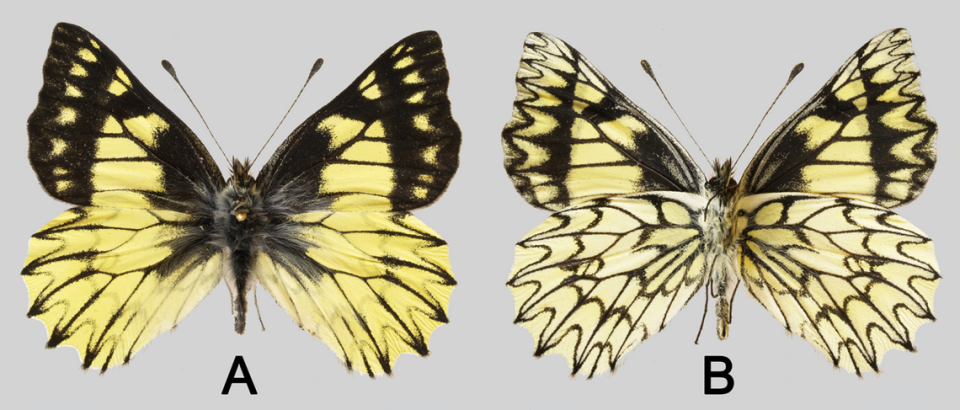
<box><xmin>706</xmin><ymin>158</ymin><xmax>738</xmax><ymax>204</ymax></box>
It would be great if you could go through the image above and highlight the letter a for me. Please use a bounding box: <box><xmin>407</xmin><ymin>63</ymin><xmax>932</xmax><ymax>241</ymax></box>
<box><xmin>222</xmin><ymin>355</ymin><xmax>258</xmax><ymax>395</ymax></box>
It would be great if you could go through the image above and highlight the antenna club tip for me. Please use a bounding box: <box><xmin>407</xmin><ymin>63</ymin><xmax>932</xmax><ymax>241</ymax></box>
<box><xmin>641</xmin><ymin>59</ymin><xmax>655</xmax><ymax>78</ymax></box>
<box><xmin>161</xmin><ymin>60</ymin><xmax>177</xmax><ymax>78</ymax></box>
<box><xmin>789</xmin><ymin>63</ymin><xmax>804</xmax><ymax>81</ymax></box>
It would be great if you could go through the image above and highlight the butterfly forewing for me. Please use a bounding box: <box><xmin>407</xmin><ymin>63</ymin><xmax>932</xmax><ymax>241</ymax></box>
<box><xmin>27</xmin><ymin>23</ymin><xmax>224</xmax><ymax>211</ymax></box>
<box><xmin>502</xmin><ymin>33</ymin><xmax>706</xmax><ymax>212</ymax></box>
<box><xmin>739</xmin><ymin>28</ymin><xmax>936</xmax><ymax>208</ymax></box>
<box><xmin>257</xmin><ymin>31</ymin><xmax>460</xmax><ymax>212</ymax></box>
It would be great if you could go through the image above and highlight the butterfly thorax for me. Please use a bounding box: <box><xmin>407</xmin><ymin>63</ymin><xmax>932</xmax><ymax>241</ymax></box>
<box><xmin>703</xmin><ymin>158</ymin><xmax>741</xmax><ymax>340</ymax></box>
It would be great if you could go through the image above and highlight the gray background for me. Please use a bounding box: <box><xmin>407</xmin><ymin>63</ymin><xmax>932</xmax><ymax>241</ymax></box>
<box><xmin>1</xmin><ymin>0</ymin><xmax>956</xmax><ymax>408</ymax></box>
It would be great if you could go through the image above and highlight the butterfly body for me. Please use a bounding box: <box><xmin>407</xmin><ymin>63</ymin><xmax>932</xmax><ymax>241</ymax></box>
<box><xmin>24</xmin><ymin>23</ymin><xmax>460</xmax><ymax>376</ymax></box>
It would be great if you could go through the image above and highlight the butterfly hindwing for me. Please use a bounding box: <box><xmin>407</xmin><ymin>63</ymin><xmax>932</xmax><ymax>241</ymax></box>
<box><xmin>27</xmin><ymin>23</ymin><xmax>223</xmax><ymax>211</ymax></box>
<box><xmin>739</xmin><ymin>28</ymin><xmax>937</xmax><ymax>208</ymax></box>
<box><xmin>23</xmin><ymin>207</ymin><xmax>222</xmax><ymax>371</ymax></box>
<box><xmin>734</xmin><ymin>193</ymin><xmax>938</xmax><ymax>375</ymax></box>
<box><xmin>257</xmin><ymin>31</ymin><xmax>460</xmax><ymax>212</ymax></box>
<box><xmin>254</xmin><ymin>211</ymin><xmax>453</xmax><ymax>375</ymax></box>
<box><xmin>502</xmin><ymin>33</ymin><xmax>705</xmax><ymax>212</ymax></box>
<box><xmin>509</xmin><ymin>193</ymin><xmax>708</xmax><ymax>377</ymax></box>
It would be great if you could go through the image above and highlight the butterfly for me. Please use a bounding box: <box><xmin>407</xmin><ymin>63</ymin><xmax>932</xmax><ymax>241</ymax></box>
<box><xmin>23</xmin><ymin>23</ymin><xmax>460</xmax><ymax>376</ymax></box>
<box><xmin>502</xmin><ymin>29</ymin><xmax>939</xmax><ymax>378</ymax></box>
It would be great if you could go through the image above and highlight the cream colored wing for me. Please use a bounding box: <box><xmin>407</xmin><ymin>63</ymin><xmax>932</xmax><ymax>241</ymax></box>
<box><xmin>254</xmin><ymin>211</ymin><xmax>454</xmax><ymax>377</ymax></box>
<box><xmin>508</xmin><ymin>192</ymin><xmax>708</xmax><ymax>378</ymax></box>
<box><xmin>23</xmin><ymin>207</ymin><xmax>222</xmax><ymax>372</ymax></box>
<box><xmin>739</xmin><ymin>28</ymin><xmax>937</xmax><ymax>208</ymax></box>
<box><xmin>734</xmin><ymin>193</ymin><xmax>938</xmax><ymax>376</ymax></box>
<box><xmin>502</xmin><ymin>32</ymin><xmax>705</xmax><ymax>212</ymax></box>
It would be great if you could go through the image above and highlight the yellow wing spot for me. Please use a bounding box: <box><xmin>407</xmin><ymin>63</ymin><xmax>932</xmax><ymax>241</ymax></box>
<box><xmin>818</xmin><ymin>140</ymin><xmax>872</xmax><ymax>162</ymax></box>
<box><xmin>89</xmin><ymin>191</ymin><xmax>153</xmax><ymax>208</ymax></box>
<box><xmin>359</xmin><ymin>71</ymin><xmax>376</xmax><ymax>90</ymax></box>
<box><xmin>52</xmin><ymin>167</ymin><xmax>68</xmax><ymax>176</ymax></box>
<box><xmin>77</xmin><ymin>48</ymin><xmax>97</xmax><ymax>62</ymax></box>
<box><xmin>796</xmin><ymin>116</ymin><xmax>841</xmax><ymax>150</ymax></box>
<box><xmin>566</xmin><ymin>166</ymin><xmax>642</xmax><ymax>198</ymax></box>
<box><xmin>407</xmin><ymin>91</ymin><xmax>425</xmax><ymax>104</ymax></box>
<box><xmin>101</xmin><ymin>116</ymin><xmax>122</xmax><ymax>134</ymax></box>
<box><xmin>533</xmin><ymin>184</ymin><xmax>558</xmax><ymax>204</ymax></box>
<box><xmin>597</xmin><ymin>116</ymin><xmax>645</xmax><ymax>151</ymax></box>
<box><xmin>835</xmin><ymin>80</ymin><xmax>865</xmax><ymax>101</ymax></box>
<box><xmin>418</xmin><ymin>174</ymin><xmax>434</xmax><ymax>184</ymax></box>
<box><xmin>51</xmin><ymin>138</ymin><xmax>67</xmax><ymax>156</ymax></box>
<box><xmin>413</xmin><ymin>114</ymin><xmax>434</xmax><ymax>132</ymax></box>
<box><xmin>881</xmin><ymin>103</ymin><xmax>924</xmax><ymax>132</ymax></box>
<box><xmin>570</xmin><ymin>118</ymin><xmax>600</xmax><ymax>140</ymax></box>
<box><xmin>661</xmin><ymin>201</ymin><xmax>692</xmax><ymax>225</ymax></box>
<box><xmin>802</xmin><ymin>165</ymin><xmax>878</xmax><ymax>194</ymax></box>
<box><xmin>890</xmin><ymin>132</ymin><xmax>927</xmax><ymax>165</ymax></box>
<box><xmin>317</xmin><ymin>115</ymin><xmax>366</xmax><ymax>151</ymax></box>
<box><xmin>392</xmin><ymin>44</ymin><xmax>405</xmax><ymax>57</ymax></box>
<box><xmin>89</xmin><ymin>39</ymin><xmax>100</xmax><ymax>49</ymax></box>
<box><xmin>92</xmin><ymin>161</ymin><xmax>165</xmax><ymax>192</ymax></box>
<box><xmin>754</xmin><ymin>202</ymin><xmax>784</xmax><ymax>226</ymax></box>
<box><xmin>574</xmin><ymin>82</ymin><xmax>605</xmax><ymax>104</ymax></box>
<box><xmin>56</xmin><ymin>180</ymin><xmax>73</xmax><ymax>193</ymax></box>
<box><xmin>362</xmin><ymin>84</ymin><xmax>382</xmax><ymax>100</ymax></box>
<box><xmin>403</xmin><ymin>71</ymin><xmax>424</xmax><ymax>84</ymax></box>
<box><xmin>123</xmin><ymin>113</ymin><xmax>170</xmax><ymax>147</ymax></box>
<box><xmin>319</xmin><ymin>163</ymin><xmax>394</xmax><ymax>197</ymax></box>
<box><xmin>116</xmin><ymin>68</ymin><xmax>132</xmax><ymax>86</ymax></box>
<box><xmin>394</xmin><ymin>56</ymin><xmax>415</xmax><ymax>69</ymax></box>
<box><xmin>413</xmin><ymin>186</ymin><xmax>429</xmax><ymax>199</ymax></box>
<box><xmin>365</xmin><ymin>120</ymin><xmax>385</xmax><ymax>138</ymax></box>
<box><xmin>97</xmin><ymin>137</ymin><xmax>150</xmax><ymax>159</ymax></box>
<box><xmin>422</xmin><ymin>145</ymin><xmax>439</xmax><ymax>165</ymax></box>
<box><xmin>56</xmin><ymin>107</ymin><xmax>77</xmax><ymax>125</ymax></box>
<box><xmin>885</xmin><ymin>181</ymin><xmax>911</xmax><ymax>200</ymax></box>
<box><xmin>70</xmin><ymin>64</ymin><xmax>88</xmax><ymax>77</ymax></box>
<box><xmin>340</xmin><ymin>141</ymin><xmax>391</xmax><ymax>163</ymax></box>
<box><xmin>840</xmin><ymin>114</ymin><xmax>870</xmax><ymax>137</ymax></box>
<box><xmin>569</xmin><ymin>142</ymin><xmax>627</xmax><ymax>166</ymax></box>
<box><xmin>64</xmin><ymin>83</ymin><xmax>82</xmax><ymax>97</ymax></box>
<box><xmin>108</xmin><ymin>80</ymin><xmax>127</xmax><ymax>96</ymax></box>
<box><xmin>853</xmin><ymin>97</ymin><xmax>868</xmax><ymax>111</ymax></box>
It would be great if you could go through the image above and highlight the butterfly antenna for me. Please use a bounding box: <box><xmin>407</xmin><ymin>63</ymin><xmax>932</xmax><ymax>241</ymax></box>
<box><xmin>251</xmin><ymin>58</ymin><xmax>325</xmax><ymax>165</ymax></box>
<box><xmin>162</xmin><ymin>60</ymin><xmax>229</xmax><ymax>163</ymax></box>
<box><xmin>732</xmin><ymin>63</ymin><xmax>804</xmax><ymax>170</ymax></box>
<box><xmin>642</xmin><ymin>60</ymin><xmax>709</xmax><ymax>164</ymax></box>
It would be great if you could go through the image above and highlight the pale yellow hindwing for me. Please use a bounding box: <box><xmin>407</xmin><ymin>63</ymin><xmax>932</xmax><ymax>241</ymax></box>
<box><xmin>22</xmin><ymin>207</ymin><xmax>222</xmax><ymax>371</ymax></box>
<box><xmin>254</xmin><ymin>211</ymin><xmax>454</xmax><ymax>376</ymax></box>
<box><xmin>734</xmin><ymin>193</ymin><xmax>939</xmax><ymax>375</ymax></box>
<box><xmin>508</xmin><ymin>192</ymin><xmax>708</xmax><ymax>378</ymax></box>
